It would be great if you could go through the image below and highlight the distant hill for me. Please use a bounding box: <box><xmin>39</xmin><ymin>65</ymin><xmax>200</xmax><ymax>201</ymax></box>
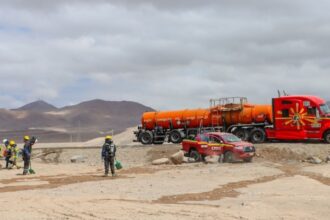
<box><xmin>13</xmin><ymin>100</ymin><xmax>58</xmax><ymax>112</ymax></box>
<box><xmin>0</xmin><ymin>100</ymin><xmax>154</xmax><ymax>143</ymax></box>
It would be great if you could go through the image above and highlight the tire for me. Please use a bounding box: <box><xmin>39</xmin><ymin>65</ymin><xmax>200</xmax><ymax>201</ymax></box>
<box><xmin>140</xmin><ymin>131</ymin><xmax>153</xmax><ymax>145</ymax></box>
<box><xmin>243</xmin><ymin>157</ymin><xmax>253</xmax><ymax>163</ymax></box>
<box><xmin>189</xmin><ymin>150</ymin><xmax>201</xmax><ymax>162</ymax></box>
<box><xmin>250</xmin><ymin>128</ymin><xmax>266</xmax><ymax>143</ymax></box>
<box><xmin>233</xmin><ymin>128</ymin><xmax>248</xmax><ymax>141</ymax></box>
<box><xmin>223</xmin><ymin>151</ymin><xmax>234</xmax><ymax>163</ymax></box>
<box><xmin>169</xmin><ymin>130</ymin><xmax>182</xmax><ymax>144</ymax></box>
<box><xmin>324</xmin><ymin>131</ymin><xmax>330</xmax><ymax>143</ymax></box>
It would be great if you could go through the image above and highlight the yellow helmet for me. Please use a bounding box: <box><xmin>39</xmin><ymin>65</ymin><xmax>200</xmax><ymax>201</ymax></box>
<box><xmin>105</xmin><ymin>135</ymin><xmax>112</xmax><ymax>140</ymax></box>
<box><xmin>24</xmin><ymin>135</ymin><xmax>30</xmax><ymax>141</ymax></box>
<box><xmin>9</xmin><ymin>140</ymin><xmax>16</xmax><ymax>146</ymax></box>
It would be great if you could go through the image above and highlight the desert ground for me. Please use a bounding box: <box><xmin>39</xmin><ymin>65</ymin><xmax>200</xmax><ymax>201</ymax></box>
<box><xmin>1</xmin><ymin>130</ymin><xmax>330</xmax><ymax>220</ymax></box>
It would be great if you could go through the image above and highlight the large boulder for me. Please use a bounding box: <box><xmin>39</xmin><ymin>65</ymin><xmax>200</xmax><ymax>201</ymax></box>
<box><xmin>70</xmin><ymin>155</ymin><xmax>87</xmax><ymax>163</ymax></box>
<box><xmin>152</xmin><ymin>158</ymin><xmax>170</xmax><ymax>165</ymax></box>
<box><xmin>170</xmin><ymin>151</ymin><xmax>185</xmax><ymax>165</ymax></box>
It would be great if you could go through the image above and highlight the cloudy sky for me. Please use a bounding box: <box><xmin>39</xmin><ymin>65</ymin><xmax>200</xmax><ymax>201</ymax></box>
<box><xmin>1</xmin><ymin>0</ymin><xmax>330</xmax><ymax>110</ymax></box>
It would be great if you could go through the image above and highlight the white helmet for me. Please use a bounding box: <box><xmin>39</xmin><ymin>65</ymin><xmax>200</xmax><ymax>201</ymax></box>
<box><xmin>2</xmin><ymin>139</ymin><xmax>8</xmax><ymax>144</ymax></box>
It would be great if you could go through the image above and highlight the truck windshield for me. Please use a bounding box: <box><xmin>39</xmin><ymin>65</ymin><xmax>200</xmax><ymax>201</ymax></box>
<box><xmin>221</xmin><ymin>134</ymin><xmax>241</xmax><ymax>142</ymax></box>
<box><xmin>320</xmin><ymin>104</ymin><xmax>330</xmax><ymax>114</ymax></box>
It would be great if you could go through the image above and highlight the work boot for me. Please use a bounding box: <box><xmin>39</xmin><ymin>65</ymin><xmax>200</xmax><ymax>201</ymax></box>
<box><xmin>112</xmin><ymin>173</ymin><xmax>117</xmax><ymax>177</ymax></box>
<box><xmin>103</xmin><ymin>173</ymin><xmax>109</xmax><ymax>177</ymax></box>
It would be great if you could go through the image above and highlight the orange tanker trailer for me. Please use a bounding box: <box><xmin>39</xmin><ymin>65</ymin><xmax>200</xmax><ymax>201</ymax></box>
<box><xmin>134</xmin><ymin>97</ymin><xmax>272</xmax><ymax>144</ymax></box>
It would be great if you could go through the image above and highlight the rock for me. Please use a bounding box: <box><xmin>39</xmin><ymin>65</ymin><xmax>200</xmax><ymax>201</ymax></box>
<box><xmin>152</xmin><ymin>158</ymin><xmax>170</xmax><ymax>165</ymax></box>
<box><xmin>70</xmin><ymin>155</ymin><xmax>87</xmax><ymax>163</ymax></box>
<box><xmin>170</xmin><ymin>151</ymin><xmax>184</xmax><ymax>165</ymax></box>
<box><xmin>188</xmin><ymin>157</ymin><xmax>196</xmax><ymax>163</ymax></box>
<box><xmin>325</xmin><ymin>155</ymin><xmax>330</xmax><ymax>163</ymax></box>
<box><xmin>306</xmin><ymin>156</ymin><xmax>322</xmax><ymax>164</ymax></box>
<box><xmin>183</xmin><ymin>156</ymin><xmax>196</xmax><ymax>163</ymax></box>
<box><xmin>205</xmin><ymin>156</ymin><xmax>220</xmax><ymax>164</ymax></box>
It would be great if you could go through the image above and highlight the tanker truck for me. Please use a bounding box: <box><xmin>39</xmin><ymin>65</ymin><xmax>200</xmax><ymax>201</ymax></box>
<box><xmin>134</xmin><ymin>95</ymin><xmax>330</xmax><ymax>144</ymax></box>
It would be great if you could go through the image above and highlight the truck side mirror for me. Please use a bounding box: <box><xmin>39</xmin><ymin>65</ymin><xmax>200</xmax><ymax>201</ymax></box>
<box><xmin>316</xmin><ymin>109</ymin><xmax>320</xmax><ymax>119</ymax></box>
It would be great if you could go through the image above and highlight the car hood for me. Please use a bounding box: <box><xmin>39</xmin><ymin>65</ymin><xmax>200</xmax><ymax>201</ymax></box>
<box><xmin>228</xmin><ymin>141</ymin><xmax>253</xmax><ymax>146</ymax></box>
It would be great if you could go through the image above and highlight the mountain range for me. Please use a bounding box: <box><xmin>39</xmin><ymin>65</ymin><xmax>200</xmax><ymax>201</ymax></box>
<box><xmin>0</xmin><ymin>100</ymin><xmax>154</xmax><ymax>143</ymax></box>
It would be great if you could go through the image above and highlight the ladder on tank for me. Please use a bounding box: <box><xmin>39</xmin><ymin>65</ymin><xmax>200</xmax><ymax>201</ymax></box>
<box><xmin>209</xmin><ymin>97</ymin><xmax>247</xmax><ymax>129</ymax></box>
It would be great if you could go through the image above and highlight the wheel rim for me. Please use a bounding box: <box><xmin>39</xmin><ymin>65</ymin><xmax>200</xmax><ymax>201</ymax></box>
<box><xmin>253</xmin><ymin>131</ymin><xmax>263</xmax><ymax>142</ymax></box>
<box><xmin>171</xmin><ymin>133</ymin><xmax>180</xmax><ymax>142</ymax></box>
<box><xmin>235</xmin><ymin>130</ymin><xmax>246</xmax><ymax>140</ymax></box>
<box><xmin>141</xmin><ymin>134</ymin><xmax>151</xmax><ymax>143</ymax></box>
<box><xmin>225</xmin><ymin>152</ymin><xmax>233</xmax><ymax>162</ymax></box>
<box><xmin>190</xmin><ymin>151</ymin><xmax>200</xmax><ymax>161</ymax></box>
<box><xmin>326</xmin><ymin>134</ymin><xmax>330</xmax><ymax>143</ymax></box>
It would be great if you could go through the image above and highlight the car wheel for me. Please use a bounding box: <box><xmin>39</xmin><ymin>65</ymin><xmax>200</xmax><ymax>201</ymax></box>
<box><xmin>223</xmin><ymin>151</ymin><xmax>234</xmax><ymax>163</ymax></box>
<box><xmin>189</xmin><ymin>150</ymin><xmax>201</xmax><ymax>162</ymax></box>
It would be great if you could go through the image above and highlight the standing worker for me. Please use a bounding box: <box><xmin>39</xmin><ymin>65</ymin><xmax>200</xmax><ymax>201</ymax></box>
<box><xmin>8</xmin><ymin>140</ymin><xmax>19</xmax><ymax>169</ymax></box>
<box><xmin>101</xmin><ymin>136</ymin><xmax>117</xmax><ymax>177</ymax></box>
<box><xmin>22</xmin><ymin>136</ymin><xmax>37</xmax><ymax>175</ymax></box>
<box><xmin>2</xmin><ymin>139</ymin><xmax>10</xmax><ymax>168</ymax></box>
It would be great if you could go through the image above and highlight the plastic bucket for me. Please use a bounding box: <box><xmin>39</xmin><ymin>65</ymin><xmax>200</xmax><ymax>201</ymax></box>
<box><xmin>115</xmin><ymin>160</ymin><xmax>123</xmax><ymax>170</ymax></box>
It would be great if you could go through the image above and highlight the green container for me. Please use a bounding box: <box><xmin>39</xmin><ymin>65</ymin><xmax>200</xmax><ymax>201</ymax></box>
<box><xmin>115</xmin><ymin>160</ymin><xmax>123</xmax><ymax>170</ymax></box>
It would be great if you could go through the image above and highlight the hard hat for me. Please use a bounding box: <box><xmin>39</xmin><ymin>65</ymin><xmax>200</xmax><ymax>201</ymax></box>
<box><xmin>9</xmin><ymin>140</ymin><xmax>16</xmax><ymax>146</ymax></box>
<box><xmin>105</xmin><ymin>135</ymin><xmax>112</xmax><ymax>140</ymax></box>
<box><xmin>2</xmin><ymin>139</ymin><xmax>8</xmax><ymax>144</ymax></box>
<box><xmin>24</xmin><ymin>135</ymin><xmax>30</xmax><ymax>141</ymax></box>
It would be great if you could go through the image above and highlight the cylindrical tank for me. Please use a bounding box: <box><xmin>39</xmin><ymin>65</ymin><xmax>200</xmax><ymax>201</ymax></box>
<box><xmin>142</xmin><ymin>103</ymin><xmax>272</xmax><ymax>130</ymax></box>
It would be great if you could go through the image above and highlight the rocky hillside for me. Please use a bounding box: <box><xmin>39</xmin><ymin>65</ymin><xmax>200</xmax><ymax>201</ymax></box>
<box><xmin>0</xmin><ymin>100</ymin><xmax>154</xmax><ymax>143</ymax></box>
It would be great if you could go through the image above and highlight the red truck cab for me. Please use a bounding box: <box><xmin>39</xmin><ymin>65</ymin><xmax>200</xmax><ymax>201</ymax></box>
<box><xmin>265</xmin><ymin>95</ymin><xmax>330</xmax><ymax>142</ymax></box>
<box><xmin>182</xmin><ymin>132</ymin><xmax>255</xmax><ymax>163</ymax></box>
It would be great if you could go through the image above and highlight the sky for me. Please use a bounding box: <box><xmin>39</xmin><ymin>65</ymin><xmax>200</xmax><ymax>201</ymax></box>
<box><xmin>1</xmin><ymin>0</ymin><xmax>330</xmax><ymax>110</ymax></box>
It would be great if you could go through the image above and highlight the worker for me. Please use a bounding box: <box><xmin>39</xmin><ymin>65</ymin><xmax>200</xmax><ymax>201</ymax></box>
<box><xmin>2</xmin><ymin>139</ymin><xmax>11</xmax><ymax>168</ymax></box>
<box><xmin>7</xmin><ymin>140</ymin><xmax>19</xmax><ymax>169</ymax></box>
<box><xmin>101</xmin><ymin>135</ymin><xmax>117</xmax><ymax>177</ymax></box>
<box><xmin>22</xmin><ymin>136</ymin><xmax>37</xmax><ymax>175</ymax></box>
<box><xmin>1</xmin><ymin>139</ymin><xmax>9</xmax><ymax>158</ymax></box>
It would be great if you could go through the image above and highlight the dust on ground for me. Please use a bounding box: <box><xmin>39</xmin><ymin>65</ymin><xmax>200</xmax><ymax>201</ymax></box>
<box><xmin>1</xmin><ymin>140</ymin><xmax>330</xmax><ymax>220</ymax></box>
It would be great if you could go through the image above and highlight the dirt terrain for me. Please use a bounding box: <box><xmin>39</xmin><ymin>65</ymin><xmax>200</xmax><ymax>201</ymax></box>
<box><xmin>1</xmin><ymin>140</ymin><xmax>330</xmax><ymax>219</ymax></box>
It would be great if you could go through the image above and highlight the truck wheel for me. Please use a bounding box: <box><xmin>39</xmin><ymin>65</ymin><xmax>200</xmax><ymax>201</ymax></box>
<box><xmin>233</xmin><ymin>128</ymin><xmax>248</xmax><ymax>141</ymax></box>
<box><xmin>140</xmin><ymin>131</ymin><xmax>153</xmax><ymax>145</ymax></box>
<box><xmin>324</xmin><ymin>131</ymin><xmax>330</xmax><ymax>143</ymax></box>
<box><xmin>170</xmin><ymin>130</ymin><xmax>182</xmax><ymax>144</ymax></box>
<box><xmin>250</xmin><ymin>128</ymin><xmax>266</xmax><ymax>143</ymax></box>
<box><xmin>243</xmin><ymin>157</ymin><xmax>253</xmax><ymax>163</ymax></box>
<box><xmin>223</xmin><ymin>151</ymin><xmax>234</xmax><ymax>163</ymax></box>
<box><xmin>189</xmin><ymin>150</ymin><xmax>201</xmax><ymax>162</ymax></box>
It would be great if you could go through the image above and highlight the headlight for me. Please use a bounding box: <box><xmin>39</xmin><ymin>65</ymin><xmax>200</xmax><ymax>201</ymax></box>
<box><xmin>234</xmin><ymin>146</ymin><xmax>244</xmax><ymax>150</ymax></box>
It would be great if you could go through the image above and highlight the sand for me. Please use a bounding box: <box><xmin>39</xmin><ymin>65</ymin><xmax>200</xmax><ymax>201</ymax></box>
<box><xmin>0</xmin><ymin>140</ymin><xmax>330</xmax><ymax>219</ymax></box>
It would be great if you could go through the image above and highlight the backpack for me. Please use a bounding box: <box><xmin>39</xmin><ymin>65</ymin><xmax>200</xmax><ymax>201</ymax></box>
<box><xmin>104</xmin><ymin>143</ymin><xmax>116</xmax><ymax>156</ymax></box>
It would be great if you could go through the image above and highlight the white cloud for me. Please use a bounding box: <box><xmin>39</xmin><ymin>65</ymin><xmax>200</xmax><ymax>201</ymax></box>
<box><xmin>0</xmin><ymin>1</ymin><xmax>329</xmax><ymax>109</ymax></box>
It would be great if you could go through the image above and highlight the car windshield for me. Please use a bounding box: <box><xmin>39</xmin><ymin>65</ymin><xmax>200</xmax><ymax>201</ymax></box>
<box><xmin>221</xmin><ymin>134</ymin><xmax>242</xmax><ymax>142</ymax></box>
<box><xmin>320</xmin><ymin>104</ymin><xmax>330</xmax><ymax>114</ymax></box>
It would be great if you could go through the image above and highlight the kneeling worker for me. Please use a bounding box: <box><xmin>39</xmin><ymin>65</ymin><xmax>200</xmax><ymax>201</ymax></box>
<box><xmin>101</xmin><ymin>136</ymin><xmax>117</xmax><ymax>177</ymax></box>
